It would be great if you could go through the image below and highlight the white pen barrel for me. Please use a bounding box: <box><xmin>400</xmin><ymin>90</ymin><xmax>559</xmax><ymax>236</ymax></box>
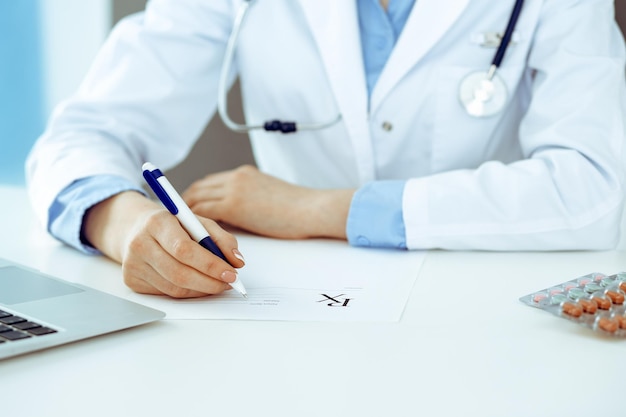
<box><xmin>156</xmin><ymin>176</ymin><xmax>207</xmax><ymax>242</ymax></box>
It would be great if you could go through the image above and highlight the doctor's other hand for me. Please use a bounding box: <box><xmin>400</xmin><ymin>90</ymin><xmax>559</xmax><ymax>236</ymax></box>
<box><xmin>82</xmin><ymin>191</ymin><xmax>244</xmax><ymax>298</ymax></box>
<box><xmin>183</xmin><ymin>165</ymin><xmax>355</xmax><ymax>241</ymax></box>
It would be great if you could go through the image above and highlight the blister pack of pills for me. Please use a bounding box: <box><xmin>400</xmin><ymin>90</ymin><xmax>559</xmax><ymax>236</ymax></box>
<box><xmin>520</xmin><ymin>272</ymin><xmax>626</xmax><ymax>337</ymax></box>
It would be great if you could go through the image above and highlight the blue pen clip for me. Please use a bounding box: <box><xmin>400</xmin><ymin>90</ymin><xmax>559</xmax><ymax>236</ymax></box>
<box><xmin>142</xmin><ymin>167</ymin><xmax>179</xmax><ymax>215</ymax></box>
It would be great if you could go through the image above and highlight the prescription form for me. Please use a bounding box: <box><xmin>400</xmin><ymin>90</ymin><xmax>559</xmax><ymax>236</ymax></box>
<box><xmin>122</xmin><ymin>234</ymin><xmax>426</xmax><ymax>322</ymax></box>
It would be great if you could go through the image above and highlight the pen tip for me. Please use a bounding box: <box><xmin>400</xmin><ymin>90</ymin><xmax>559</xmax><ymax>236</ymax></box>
<box><xmin>242</xmin><ymin>293</ymin><xmax>248</xmax><ymax>299</ymax></box>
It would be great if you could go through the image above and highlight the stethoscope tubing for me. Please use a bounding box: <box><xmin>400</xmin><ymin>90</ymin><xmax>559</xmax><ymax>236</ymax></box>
<box><xmin>217</xmin><ymin>0</ymin><xmax>341</xmax><ymax>134</ymax></box>
<box><xmin>217</xmin><ymin>0</ymin><xmax>255</xmax><ymax>133</ymax></box>
<box><xmin>492</xmin><ymin>0</ymin><xmax>524</xmax><ymax>69</ymax></box>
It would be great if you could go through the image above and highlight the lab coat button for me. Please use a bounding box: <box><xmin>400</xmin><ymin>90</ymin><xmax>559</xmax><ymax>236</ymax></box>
<box><xmin>357</xmin><ymin>236</ymin><xmax>371</xmax><ymax>246</ymax></box>
<box><xmin>381</xmin><ymin>121</ymin><xmax>393</xmax><ymax>131</ymax></box>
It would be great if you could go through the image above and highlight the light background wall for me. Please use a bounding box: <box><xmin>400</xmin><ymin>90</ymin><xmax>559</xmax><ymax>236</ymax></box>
<box><xmin>0</xmin><ymin>3</ymin><xmax>44</xmax><ymax>185</ymax></box>
<box><xmin>39</xmin><ymin>0</ymin><xmax>110</xmax><ymax>122</ymax></box>
<box><xmin>0</xmin><ymin>0</ymin><xmax>110</xmax><ymax>185</ymax></box>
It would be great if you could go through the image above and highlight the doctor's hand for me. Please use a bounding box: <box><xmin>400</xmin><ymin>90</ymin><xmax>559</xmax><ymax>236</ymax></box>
<box><xmin>182</xmin><ymin>165</ymin><xmax>355</xmax><ymax>240</ymax></box>
<box><xmin>82</xmin><ymin>191</ymin><xmax>244</xmax><ymax>298</ymax></box>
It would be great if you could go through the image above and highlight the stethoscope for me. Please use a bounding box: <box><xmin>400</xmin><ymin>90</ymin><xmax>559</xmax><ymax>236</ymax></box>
<box><xmin>459</xmin><ymin>0</ymin><xmax>524</xmax><ymax>117</ymax></box>
<box><xmin>217</xmin><ymin>0</ymin><xmax>524</xmax><ymax>134</ymax></box>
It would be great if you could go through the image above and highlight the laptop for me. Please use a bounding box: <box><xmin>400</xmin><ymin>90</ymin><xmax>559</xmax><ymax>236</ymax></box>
<box><xmin>0</xmin><ymin>258</ymin><xmax>165</xmax><ymax>360</ymax></box>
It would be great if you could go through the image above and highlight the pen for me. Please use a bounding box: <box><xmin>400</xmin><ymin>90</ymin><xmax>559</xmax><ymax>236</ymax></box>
<box><xmin>142</xmin><ymin>162</ymin><xmax>248</xmax><ymax>298</ymax></box>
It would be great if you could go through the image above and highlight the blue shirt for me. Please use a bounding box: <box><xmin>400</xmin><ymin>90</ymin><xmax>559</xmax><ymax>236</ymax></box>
<box><xmin>49</xmin><ymin>0</ymin><xmax>415</xmax><ymax>253</ymax></box>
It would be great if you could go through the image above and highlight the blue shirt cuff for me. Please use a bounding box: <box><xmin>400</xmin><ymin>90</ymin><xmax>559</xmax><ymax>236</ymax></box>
<box><xmin>346</xmin><ymin>180</ymin><xmax>407</xmax><ymax>249</ymax></box>
<box><xmin>48</xmin><ymin>175</ymin><xmax>145</xmax><ymax>254</ymax></box>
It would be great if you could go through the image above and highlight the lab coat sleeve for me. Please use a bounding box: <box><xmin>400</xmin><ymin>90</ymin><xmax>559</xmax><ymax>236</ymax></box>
<box><xmin>403</xmin><ymin>0</ymin><xmax>626</xmax><ymax>250</ymax></box>
<box><xmin>25</xmin><ymin>0</ymin><xmax>237</xmax><ymax>229</ymax></box>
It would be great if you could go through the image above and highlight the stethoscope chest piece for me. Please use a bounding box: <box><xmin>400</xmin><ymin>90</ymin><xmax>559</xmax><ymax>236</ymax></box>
<box><xmin>459</xmin><ymin>71</ymin><xmax>508</xmax><ymax>117</ymax></box>
<box><xmin>458</xmin><ymin>0</ymin><xmax>524</xmax><ymax>117</ymax></box>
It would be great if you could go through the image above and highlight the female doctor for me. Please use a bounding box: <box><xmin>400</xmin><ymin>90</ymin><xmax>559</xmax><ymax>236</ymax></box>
<box><xmin>26</xmin><ymin>0</ymin><xmax>626</xmax><ymax>298</ymax></box>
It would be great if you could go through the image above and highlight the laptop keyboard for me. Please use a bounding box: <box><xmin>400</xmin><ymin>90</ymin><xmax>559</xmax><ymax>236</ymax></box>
<box><xmin>0</xmin><ymin>309</ymin><xmax>57</xmax><ymax>343</ymax></box>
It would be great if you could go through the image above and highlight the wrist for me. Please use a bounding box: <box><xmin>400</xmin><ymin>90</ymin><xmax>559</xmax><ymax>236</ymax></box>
<box><xmin>305</xmin><ymin>189</ymin><xmax>355</xmax><ymax>240</ymax></box>
<box><xmin>83</xmin><ymin>191</ymin><xmax>157</xmax><ymax>262</ymax></box>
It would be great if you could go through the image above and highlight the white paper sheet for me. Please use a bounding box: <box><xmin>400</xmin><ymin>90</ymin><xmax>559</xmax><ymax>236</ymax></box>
<box><xmin>124</xmin><ymin>235</ymin><xmax>426</xmax><ymax>322</ymax></box>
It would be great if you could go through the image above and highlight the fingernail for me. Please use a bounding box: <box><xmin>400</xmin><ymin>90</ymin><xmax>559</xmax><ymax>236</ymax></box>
<box><xmin>233</xmin><ymin>249</ymin><xmax>245</xmax><ymax>264</ymax></box>
<box><xmin>220</xmin><ymin>270</ymin><xmax>237</xmax><ymax>283</ymax></box>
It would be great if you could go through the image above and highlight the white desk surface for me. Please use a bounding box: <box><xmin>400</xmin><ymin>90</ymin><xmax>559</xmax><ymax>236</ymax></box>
<box><xmin>0</xmin><ymin>185</ymin><xmax>624</xmax><ymax>417</ymax></box>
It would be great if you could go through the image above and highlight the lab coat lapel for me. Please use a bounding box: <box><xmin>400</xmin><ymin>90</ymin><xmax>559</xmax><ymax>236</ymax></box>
<box><xmin>371</xmin><ymin>0</ymin><xmax>471</xmax><ymax>111</ymax></box>
<box><xmin>297</xmin><ymin>0</ymin><xmax>369</xmax><ymax>140</ymax></box>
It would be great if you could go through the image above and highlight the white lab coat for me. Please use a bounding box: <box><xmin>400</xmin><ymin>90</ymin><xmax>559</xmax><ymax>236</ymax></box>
<box><xmin>26</xmin><ymin>0</ymin><xmax>626</xmax><ymax>250</ymax></box>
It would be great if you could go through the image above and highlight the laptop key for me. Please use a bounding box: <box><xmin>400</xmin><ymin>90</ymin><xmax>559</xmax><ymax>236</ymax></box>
<box><xmin>0</xmin><ymin>315</ymin><xmax>26</xmax><ymax>325</ymax></box>
<box><xmin>13</xmin><ymin>321</ymin><xmax>41</xmax><ymax>331</ymax></box>
<box><xmin>27</xmin><ymin>327</ymin><xmax>57</xmax><ymax>336</ymax></box>
<box><xmin>0</xmin><ymin>324</ymin><xmax>12</xmax><ymax>333</ymax></box>
<box><xmin>0</xmin><ymin>310</ymin><xmax>11</xmax><ymax>318</ymax></box>
<box><xmin>0</xmin><ymin>331</ymin><xmax>31</xmax><ymax>341</ymax></box>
